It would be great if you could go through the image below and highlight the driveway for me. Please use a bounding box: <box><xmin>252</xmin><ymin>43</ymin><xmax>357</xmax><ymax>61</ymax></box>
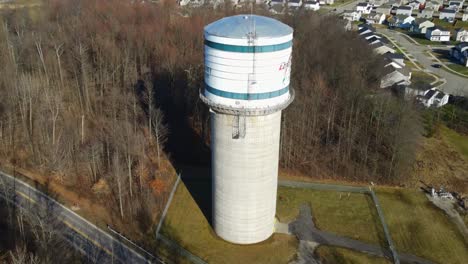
<box><xmin>377</xmin><ymin>28</ymin><xmax>468</xmax><ymax>96</ymax></box>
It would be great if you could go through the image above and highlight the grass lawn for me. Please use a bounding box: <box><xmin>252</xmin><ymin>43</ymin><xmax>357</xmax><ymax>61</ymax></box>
<box><xmin>410</xmin><ymin>71</ymin><xmax>436</xmax><ymax>90</ymax></box>
<box><xmin>440</xmin><ymin>125</ymin><xmax>468</xmax><ymax>159</ymax></box>
<box><xmin>376</xmin><ymin>188</ymin><xmax>468</xmax><ymax>264</ymax></box>
<box><xmin>315</xmin><ymin>246</ymin><xmax>391</xmax><ymax>264</ymax></box>
<box><xmin>432</xmin><ymin>18</ymin><xmax>456</xmax><ymax>30</ymax></box>
<box><xmin>161</xmin><ymin>182</ymin><xmax>298</xmax><ymax>264</ymax></box>
<box><xmin>277</xmin><ymin>187</ymin><xmax>385</xmax><ymax>246</ymax></box>
<box><xmin>455</xmin><ymin>21</ymin><xmax>468</xmax><ymax>28</ymax></box>
<box><xmin>330</xmin><ymin>0</ymin><xmax>354</xmax><ymax>6</ymax></box>
<box><xmin>447</xmin><ymin>63</ymin><xmax>468</xmax><ymax>76</ymax></box>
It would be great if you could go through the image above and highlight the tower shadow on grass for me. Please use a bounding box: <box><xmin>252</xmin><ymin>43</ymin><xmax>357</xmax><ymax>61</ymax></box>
<box><xmin>148</xmin><ymin>73</ymin><xmax>213</xmax><ymax>225</ymax></box>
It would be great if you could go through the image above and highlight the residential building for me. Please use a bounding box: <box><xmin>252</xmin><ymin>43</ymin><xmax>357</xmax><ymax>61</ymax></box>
<box><xmin>407</xmin><ymin>0</ymin><xmax>422</xmax><ymax>10</ymax></box>
<box><xmin>455</xmin><ymin>28</ymin><xmax>468</xmax><ymax>42</ymax></box>
<box><xmin>358</xmin><ymin>24</ymin><xmax>376</xmax><ymax>34</ymax></box>
<box><xmin>362</xmin><ymin>11</ymin><xmax>387</xmax><ymax>24</ymax></box>
<box><xmin>463</xmin><ymin>8</ymin><xmax>468</xmax><ymax>21</ymax></box>
<box><xmin>376</xmin><ymin>4</ymin><xmax>393</xmax><ymax>14</ymax></box>
<box><xmin>325</xmin><ymin>0</ymin><xmax>334</xmax><ymax>4</ymax></box>
<box><xmin>396</xmin><ymin>5</ymin><xmax>413</xmax><ymax>16</ymax></box>
<box><xmin>411</xmin><ymin>18</ymin><xmax>435</xmax><ymax>33</ymax></box>
<box><xmin>450</xmin><ymin>43</ymin><xmax>468</xmax><ymax>67</ymax></box>
<box><xmin>388</xmin><ymin>15</ymin><xmax>416</xmax><ymax>28</ymax></box>
<box><xmin>371</xmin><ymin>42</ymin><xmax>397</xmax><ymax>54</ymax></box>
<box><xmin>343</xmin><ymin>10</ymin><xmax>362</xmax><ymax>21</ymax></box>
<box><xmin>381</xmin><ymin>64</ymin><xmax>412</xmax><ymax>88</ymax></box>
<box><xmin>304</xmin><ymin>0</ymin><xmax>320</xmax><ymax>10</ymax></box>
<box><xmin>356</xmin><ymin>2</ymin><xmax>373</xmax><ymax>14</ymax></box>
<box><xmin>385</xmin><ymin>52</ymin><xmax>406</xmax><ymax>67</ymax></box>
<box><xmin>448</xmin><ymin>0</ymin><xmax>464</xmax><ymax>10</ymax></box>
<box><xmin>439</xmin><ymin>9</ymin><xmax>457</xmax><ymax>22</ymax></box>
<box><xmin>418</xmin><ymin>89</ymin><xmax>450</xmax><ymax>107</ymax></box>
<box><xmin>425</xmin><ymin>0</ymin><xmax>442</xmax><ymax>11</ymax></box>
<box><xmin>270</xmin><ymin>0</ymin><xmax>285</xmax><ymax>6</ymax></box>
<box><xmin>287</xmin><ymin>0</ymin><xmax>302</xmax><ymax>7</ymax></box>
<box><xmin>418</xmin><ymin>9</ymin><xmax>434</xmax><ymax>18</ymax></box>
<box><xmin>425</xmin><ymin>26</ymin><xmax>451</xmax><ymax>41</ymax></box>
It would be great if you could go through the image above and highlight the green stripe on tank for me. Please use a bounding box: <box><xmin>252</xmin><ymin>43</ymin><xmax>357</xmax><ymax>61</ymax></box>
<box><xmin>205</xmin><ymin>84</ymin><xmax>289</xmax><ymax>100</ymax></box>
<box><xmin>204</xmin><ymin>40</ymin><xmax>292</xmax><ymax>53</ymax></box>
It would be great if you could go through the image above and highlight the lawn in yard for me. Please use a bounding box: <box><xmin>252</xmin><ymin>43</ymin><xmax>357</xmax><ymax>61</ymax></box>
<box><xmin>315</xmin><ymin>246</ymin><xmax>391</xmax><ymax>264</ymax></box>
<box><xmin>161</xmin><ymin>182</ymin><xmax>298</xmax><ymax>264</ymax></box>
<box><xmin>440</xmin><ymin>125</ymin><xmax>468</xmax><ymax>159</ymax></box>
<box><xmin>410</xmin><ymin>71</ymin><xmax>436</xmax><ymax>90</ymax></box>
<box><xmin>276</xmin><ymin>187</ymin><xmax>385</xmax><ymax>246</ymax></box>
<box><xmin>447</xmin><ymin>63</ymin><xmax>468</xmax><ymax>76</ymax></box>
<box><xmin>376</xmin><ymin>188</ymin><xmax>468</xmax><ymax>264</ymax></box>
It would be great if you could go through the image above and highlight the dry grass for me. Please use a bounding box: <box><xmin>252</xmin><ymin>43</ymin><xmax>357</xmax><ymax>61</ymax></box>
<box><xmin>315</xmin><ymin>246</ymin><xmax>391</xmax><ymax>264</ymax></box>
<box><xmin>276</xmin><ymin>187</ymin><xmax>385</xmax><ymax>246</ymax></box>
<box><xmin>376</xmin><ymin>187</ymin><xmax>468</xmax><ymax>264</ymax></box>
<box><xmin>408</xmin><ymin>126</ymin><xmax>468</xmax><ymax>195</ymax></box>
<box><xmin>161</xmin><ymin>182</ymin><xmax>298</xmax><ymax>264</ymax></box>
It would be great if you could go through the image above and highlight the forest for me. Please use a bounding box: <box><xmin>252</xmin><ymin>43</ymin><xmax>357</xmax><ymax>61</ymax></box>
<box><xmin>0</xmin><ymin>0</ymin><xmax>424</xmax><ymax>259</ymax></box>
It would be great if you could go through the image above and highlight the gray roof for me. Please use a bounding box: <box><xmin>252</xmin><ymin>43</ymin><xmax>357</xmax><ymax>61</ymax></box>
<box><xmin>357</xmin><ymin>2</ymin><xmax>369</xmax><ymax>6</ymax></box>
<box><xmin>398</xmin><ymin>5</ymin><xmax>413</xmax><ymax>10</ymax></box>
<box><xmin>425</xmin><ymin>89</ymin><xmax>436</xmax><ymax>99</ymax></box>
<box><xmin>435</xmin><ymin>92</ymin><xmax>445</xmax><ymax>99</ymax></box>
<box><xmin>441</xmin><ymin>9</ymin><xmax>456</xmax><ymax>14</ymax></box>
<box><xmin>204</xmin><ymin>15</ymin><xmax>293</xmax><ymax>39</ymax></box>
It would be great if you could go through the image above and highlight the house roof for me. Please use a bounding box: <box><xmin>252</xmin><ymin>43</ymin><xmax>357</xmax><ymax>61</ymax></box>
<box><xmin>357</xmin><ymin>2</ymin><xmax>369</xmax><ymax>6</ymax></box>
<box><xmin>435</xmin><ymin>92</ymin><xmax>446</xmax><ymax>99</ymax></box>
<box><xmin>385</xmin><ymin>52</ymin><xmax>405</xmax><ymax>60</ymax></box>
<box><xmin>288</xmin><ymin>0</ymin><xmax>301</xmax><ymax>3</ymax></box>
<box><xmin>425</xmin><ymin>89</ymin><xmax>436</xmax><ymax>99</ymax></box>
<box><xmin>441</xmin><ymin>9</ymin><xmax>456</xmax><ymax>14</ymax></box>
<box><xmin>398</xmin><ymin>5</ymin><xmax>413</xmax><ymax>10</ymax></box>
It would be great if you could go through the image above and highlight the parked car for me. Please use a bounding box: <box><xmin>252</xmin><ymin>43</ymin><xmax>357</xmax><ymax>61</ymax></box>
<box><xmin>432</xmin><ymin>64</ymin><xmax>442</xmax><ymax>68</ymax></box>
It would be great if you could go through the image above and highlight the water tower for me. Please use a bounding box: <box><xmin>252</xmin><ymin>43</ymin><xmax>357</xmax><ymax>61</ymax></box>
<box><xmin>200</xmin><ymin>15</ymin><xmax>294</xmax><ymax>244</ymax></box>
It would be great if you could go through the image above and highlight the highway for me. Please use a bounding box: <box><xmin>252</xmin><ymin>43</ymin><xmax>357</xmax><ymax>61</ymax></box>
<box><xmin>0</xmin><ymin>170</ymin><xmax>163</xmax><ymax>264</ymax></box>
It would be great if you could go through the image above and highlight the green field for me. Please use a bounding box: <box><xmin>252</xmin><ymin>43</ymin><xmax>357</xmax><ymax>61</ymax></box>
<box><xmin>161</xmin><ymin>183</ymin><xmax>298</xmax><ymax>264</ymax></box>
<box><xmin>277</xmin><ymin>187</ymin><xmax>385</xmax><ymax>246</ymax></box>
<box><xmin>447</xmin><ymin>63</ymin><xmax>468</xmax><ymax>76</ymax></box>
<box><xmin>376</xmin><ymin>188</ymin><xmax>468</xmax><ymax>264</ymax></box>
<box><xmin>440</xmin><ymin>126</ymin><xmax>468</xmax><ymax>159</ymax></box>
<box><xmin>316</xmin><ymin>246</ymin><xmax>391</xmax><ymax>264</ymax></box>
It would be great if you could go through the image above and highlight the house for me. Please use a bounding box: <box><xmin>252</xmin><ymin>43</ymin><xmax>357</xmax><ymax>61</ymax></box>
<box><xmin>325</xmin><ymin>0</ymin><xmax>334</xmax><ymax>4</ymax></box>
<box><xmin>463</xmin><ymin>8</ymin><xmax>468</xmax><ymax>21</ymax></box>
<box><xmin>418</xmin><ymin>88</ymin><xmax>450</xmax><ymax>107</ymax></box>
<box><xmin>439</xmin><ymin>9</ymin><xmax>457</xmax><ymax>22</ymax></box>
<box><xmin>455</xmin><ymin>28</ymin><xmax>468</xmax><ymax>42</ymax></box>
<box><xmin>411</xmin><ymin>18</ymin><xmax>435</xmax><ymax>33</ymax></box>
<box><xmin>287</xmin><ymin>0</ymin><xmax>302</xmax><ymax>7</ymax></box>
<box><xmin>270</xmin><ymin>0</ymin><xmax>285</xmax><ymax>6</ymax></box>
<box><xmin>362</xmin><ymin>12</ymin><xmax>387</xmax><ymax>24</ymax></box>
<box><xmin>369</xmin><ymin>0</ymin><xmax>388</xmax><ymax>6</ymax></box>
<box><xmin>356</xmin><ymin>2</ymin><xmax>373</xmax><ymax>14</ymax></box>
<box><xmin>371</xmin><ymin>41</ymin><xmax>397</xmax><ymax>54</ymax></box>
<box><xmin>425</xmin><ymin>0</ymin><xmax>441</xmax><ymax>11</ymax></box>
<box><xmin>376</xmin><ymin>4</ymin><xmax>393</xmax><ymax>14</ymax></box>
<box><xmin>381</xmin><ymin>64</ymin><xmax>412</xmax><ymax>88</ymax></box>
<box><xmin>448</xmin><ymin>0</ymin><xmax>464</xmax><ymax>10</ymax></box>
<box><xmin>388</xmin><ymin>15</ymin><xmax>416</xmax><ymax>28</ymax></box>
<box><xmin>304</xmin><ymin>0</ymin><xmax>320</xmax><ymax>10</ymax></box>
<box><xmin>407</xmin><ymin>0</ymin><xmax>422</xmax><ymax>10</ymax></box>
<box><xmin>425</xmin><ymin>26</ymin><xmax>451</xmax><ymax>41</ymax></box>
<box><xmin>418</xmin><ymin>9</ymin><xmax>434</xmax><ymax>18</ymax></box>
<box><xmin>450</xmin><ymin>43</ymin><xmax>468</xmax><ymax>67</ymax></box>
<box><xmin>385</xmin><ymin>52</ymin><xmax>406</xmax><ymax>67</ymax></box>
<box><xmin>396</xmin><ymin>5</ymin><xmax>413</xmax><ymax>16</ymax></box>
<box><xmin>358</xmin><ymin>24</ymin><xmax>376</xmax><ymax>34</ymax></box>
<box><xmin>343</xmin><ymin>10</ymin><xmax>361</xmax><ymax>21</ymax></box>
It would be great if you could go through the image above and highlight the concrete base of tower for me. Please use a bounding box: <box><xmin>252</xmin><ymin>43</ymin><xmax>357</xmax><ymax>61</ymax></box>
<box><xmin>210</xmin><ymin>110</ymin><xmax>281</xmax><ymax>244</ymax></box>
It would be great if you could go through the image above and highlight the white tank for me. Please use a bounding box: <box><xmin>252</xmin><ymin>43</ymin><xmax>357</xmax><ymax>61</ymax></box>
<box><xmin>201</xmin><ymin>15</ymin><xmax>294</xmax><ymax>244</ymax></box>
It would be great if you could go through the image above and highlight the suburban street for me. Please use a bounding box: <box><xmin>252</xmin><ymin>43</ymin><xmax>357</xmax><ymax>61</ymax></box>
<box><xmin>0</xmin><ymin>171</ymin><xmax>162</xmax><ymax>264</ymax></box>
<box><xmin>376</xmin><ymin>28</ymin><xmax>468</xmax><ymax>96</ymax></box>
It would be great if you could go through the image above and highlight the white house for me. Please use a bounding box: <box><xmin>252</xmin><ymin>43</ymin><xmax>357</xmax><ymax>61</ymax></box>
<box><xmin>371</xmin><ymin>42</ymin><xmax>396</xmax><ymax>54</ymax></box>
<box><xmin>362</xmin><ymin>12</ymin><xmax>387</xmax><ymax>24</ymax></box>
<box><xmin>455</xmin><ymin>29</ymin><xmax>468</xmax><ymax>42</ymax></box>
<box><xmin>448</xmin><ymin>0</ymin><xmax>464</xmax><ymax>10</ymax></box>
<box><xmin>270</xmin><ymin>0</ymin><xmax>286</xmax><ymax>6</ymax></box>
<box><xmin>425</xmin><ymin>26</ymin><xmax>451</xmax><ymax>41</ymax></box>
<box><xmin>287</xmin><ymin>0</ymin><xmax>302</xmax><ymax>7</ymax></box>
<box><xmin>407</xmin><ymin>0</ymin><xmax>422</xmax><ymax>10</ymax></box>
<box><xmin>304</xmin><ymin>0</ymin><xmax>320</xmax><ymax>10</ymax></box>
<box><xmin>388</xmin><ymin>15</ymin><xmax>416</xmax><ymax>29</ymax></box>
<box><xmin>411</xmin><ymin>18</ymin><xmax>435</xmax><ymax>34</ymax></box>
<box><xmin>418</xmin><ymin>89</ymin><xmax>450</xmax><ymax>107</ymax></box>
<box><xmin>381</xmin><ymin>64</ymin><xmax>412</xmax><ymax>88</ymax></box>
<box><xmin>463</xmin><ymin>8</ymin><xmax>468</xmax><ymax>21</ymax></box>
<box><xmin>396</xmin><ymin>5</ymin><xmax>413</xmax><ymax>16</ymax></box>
<box><xmin>419</xmin><ymin>9</ymin><xmax>434</xmax><ymax>18</ymax></box>
<box><xmin>343</xmin><ymin>10</ymin><xmax>361</xmax><ymax>21</ymax></box>
<box><xmin>450</xmin><ymin>43</ymin><xmax>468</xmax><ymax>67</ymax></box>
<box><xmin>425</xmin><ymin>0</ymin><xmax>442</xmax><ymax>11</ymax></box>
<box><xmin>439</xmin><ymin>9</ymin><xmax>457</xmax><ymax>22</ymax></box>
<box><xmin>356</xmin><ymin>2</ymin><xmax>373</xmax><ymax>14</ymax></box>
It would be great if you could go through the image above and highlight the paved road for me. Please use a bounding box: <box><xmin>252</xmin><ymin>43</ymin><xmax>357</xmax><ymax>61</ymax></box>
<box><xmin>377</xmin><ymin>28</ymin><xmax>468</xmax><ymax>96</ymax></box>
<box><xmin>0</xmin><ymin>170</ymin><xmax>162</xmax><ymax>264</ymax></box>
<box><xmin>289</xmin><ymin>204</ymin><xmax>435</xmax><ymax>264</ymax></box>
